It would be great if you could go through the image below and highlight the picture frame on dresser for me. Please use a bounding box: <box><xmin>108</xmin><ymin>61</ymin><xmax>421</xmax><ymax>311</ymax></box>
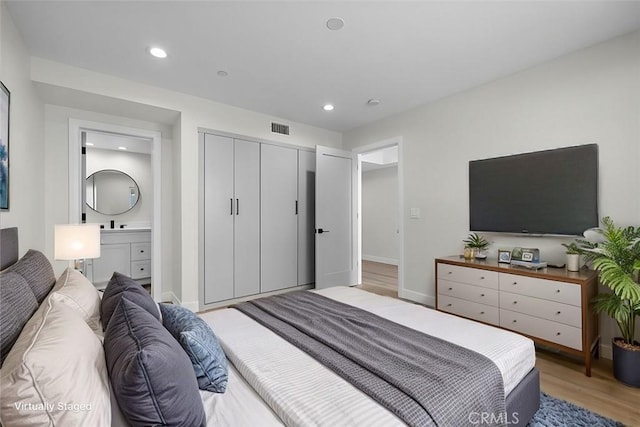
<box><xmin>498</xmin><ymin>250</ymin><xmax>511</xmax><ymax>263</ymax></box>
<box><xmin>0</xmin><ymin>81</ymin><xmax>10</xmax><ymax>210</ymax></box>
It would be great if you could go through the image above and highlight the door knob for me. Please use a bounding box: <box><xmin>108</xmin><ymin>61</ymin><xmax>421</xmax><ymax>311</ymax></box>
<box><xmin>316</xmin><ymin>228</ymin><xmax>330</xmax><ymax>234</ymax></box>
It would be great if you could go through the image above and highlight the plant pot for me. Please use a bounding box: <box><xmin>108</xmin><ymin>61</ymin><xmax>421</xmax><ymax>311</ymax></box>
<box><xmin>566</xmin><ymin>254</ymin><xmax>581</xmax><ymax>271</ymax></box>
<box><xmin>612</xmin><ymin>338</ymin><xmax>640</xmax><ymax>387</ymax></box>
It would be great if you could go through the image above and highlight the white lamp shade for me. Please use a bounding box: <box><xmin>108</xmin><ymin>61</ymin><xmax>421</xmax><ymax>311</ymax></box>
<box><xmin>55</xmin><ymin>224</ymin><xmax>101</xmax><ymax>260</ymax></box>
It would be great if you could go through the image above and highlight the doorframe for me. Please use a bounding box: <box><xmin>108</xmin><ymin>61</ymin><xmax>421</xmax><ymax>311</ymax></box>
<box><xmin>352</xmin><ymin>137</ymin><xmax>405</xmax><ymax>298</ymax></box>
<box><xmin>68</xmin><ymin>119</ymin><xmax>162</xmax><ymax>302</ymax></box>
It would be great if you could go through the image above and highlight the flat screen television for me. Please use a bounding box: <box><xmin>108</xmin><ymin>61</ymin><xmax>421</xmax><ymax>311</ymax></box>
<box><xmin>469</xmin><ymin>144</ymin><xmax>598</xmax><ymax>236</ymax></box>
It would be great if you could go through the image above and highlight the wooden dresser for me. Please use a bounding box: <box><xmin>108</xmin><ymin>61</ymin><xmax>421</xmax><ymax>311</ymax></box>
<box><xmin>435</xmin><ymin>256</ymin><xmax>599</xmax><ymax>376</ymax></box>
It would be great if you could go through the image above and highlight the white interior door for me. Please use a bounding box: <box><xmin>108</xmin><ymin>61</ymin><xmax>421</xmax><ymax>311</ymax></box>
<box><xmin>315</xmin><ymin>146</ymin><xmax>357</xmax><ymax>289</ymax></box>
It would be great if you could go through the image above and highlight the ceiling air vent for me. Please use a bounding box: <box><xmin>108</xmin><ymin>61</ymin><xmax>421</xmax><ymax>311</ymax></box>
<box><xmin>271</xmin><ymin>122</ymin><xmax>290</xmax><ymax>135</ymax></box>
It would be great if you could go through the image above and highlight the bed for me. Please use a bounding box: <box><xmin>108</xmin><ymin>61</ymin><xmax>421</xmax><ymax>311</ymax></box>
<box><xmin>0</xmin><ymin>227</ymin><xmax>540</xmax><ymax>426</ymax></box>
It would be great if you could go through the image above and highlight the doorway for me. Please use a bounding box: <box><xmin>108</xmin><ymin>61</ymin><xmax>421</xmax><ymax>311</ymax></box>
<box><xmin>354</xmin><ymin>138</ymin><xmax>404</xmax><ymax>298</ymax></box>
<box><xmin>68</xmin><ymin>119</ymin><xmax>162</xmax><ymax>301</ymax></box>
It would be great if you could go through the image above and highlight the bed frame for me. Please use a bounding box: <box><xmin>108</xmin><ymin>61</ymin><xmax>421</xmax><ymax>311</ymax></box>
<box><xmin>0</xmin><ymin>226</ymin><xmax>540</xmax><ymax>426</ymax></box>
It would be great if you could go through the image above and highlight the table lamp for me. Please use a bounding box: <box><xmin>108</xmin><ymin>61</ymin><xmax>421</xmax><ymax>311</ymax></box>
<box><xmin>54</xmin><ymin>224</ymin><xmax>101</xmax><ymax>272</ymax></box>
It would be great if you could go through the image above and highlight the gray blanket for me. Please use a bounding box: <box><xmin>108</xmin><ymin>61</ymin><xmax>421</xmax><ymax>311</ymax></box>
<box><xmin>234</xmin><ymin>291</ymin><xmax>506</xmax><ymax>427</ymax></box>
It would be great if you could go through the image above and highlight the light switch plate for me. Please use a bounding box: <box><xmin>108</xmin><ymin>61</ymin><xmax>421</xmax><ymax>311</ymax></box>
<box><xmin>410</xmin><ymin>208</ymin><xmax>420</xmax><ymax>219</ymax></box>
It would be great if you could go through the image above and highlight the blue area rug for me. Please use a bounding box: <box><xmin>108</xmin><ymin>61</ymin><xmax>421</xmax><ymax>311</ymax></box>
<box><xmin>528</xmin><ymin>392</ymin><xmax>625</xmax><ymax>427</ymax></box>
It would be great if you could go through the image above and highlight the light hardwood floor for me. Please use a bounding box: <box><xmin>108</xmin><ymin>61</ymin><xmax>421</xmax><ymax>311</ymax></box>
<box><xmin>357</xmin><ymin>261</ymin><xmax>640</xmax><ymax>426</ymax></box>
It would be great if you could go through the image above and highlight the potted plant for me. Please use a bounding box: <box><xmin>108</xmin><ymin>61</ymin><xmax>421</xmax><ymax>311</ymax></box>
<box><xmin>583</xmin><ymin>217</ymin><xmax>640</xmax><ymax>387</ymax></box>
<box><xmin>561</xmin><ymin>242</ymin><xmax>582</xmax><ymax>272</ymax></box>
<box><xmin>463</xmin><ymin>232</ymin><xmax>490</xmax><ymax>260</ymax></box>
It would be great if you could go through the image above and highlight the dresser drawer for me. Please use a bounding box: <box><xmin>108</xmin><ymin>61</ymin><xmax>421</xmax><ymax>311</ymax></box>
<box><xmin>438</xmin><ymin>295</ymin><xmax>499</xmax><ymax>325</ymax></box>
<box><xmin>438</xmin><ymin>279</ymin><xmax>499</xmax><ymax>307</ymax></box>
<box><xmin>499</xmin><ymin>309</ymin><xmax>582</xmax><ymax>350</ymax></box>
<box><xmin>500</xmin><ymin>291</ymin><xmax>581</xmax><ymax>328</ymax></box>
<box><xmin>437</xmin><ymin>264</ymin><xmax>499</xmax><ymax>289</ymax></box>
<box><xmin>130</xmin><ymin>260</ymin><xmax>151</xmax><ymax>279</ymax></box>
<box><xmin>131</xmin><ymin>242</ymin><xmax>151</xmax><ymax>261</ymax></box>
<box><xmin>499</xmin><ymin>273</ymin><xmax>581</xmax><ymax>306</ymax></box>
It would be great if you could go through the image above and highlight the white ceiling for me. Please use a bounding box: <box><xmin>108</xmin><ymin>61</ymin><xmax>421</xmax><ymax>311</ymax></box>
<box><xmin>6</xmin><ymin>1</ymin><xmax>640</xmax><ymax>132</ymax></box>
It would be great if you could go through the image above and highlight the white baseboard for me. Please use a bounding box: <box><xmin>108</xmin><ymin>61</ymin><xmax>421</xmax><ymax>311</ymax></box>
<box><xmin>362</xmin><ymin>255</ymin><xmax>398</xmax><ymax>266</ymax></box>
<box><xmin>399</xmin><ymin>288</ymin><xmax>434</xmax><ymax>308</ymax></box>
<box><xmin>161</xmin><ymin>291</ymin><xmax>181</xmax><ymax>306</ymax></box>
<box><xmin>182</xmin><ymin>300</ymin><xmax>200</xmax><ymax>312</ymax></box>
<box><xmin>599</xmin><ymin>343</ymin><xmax>612</xmax><ymax>360</ymax></box>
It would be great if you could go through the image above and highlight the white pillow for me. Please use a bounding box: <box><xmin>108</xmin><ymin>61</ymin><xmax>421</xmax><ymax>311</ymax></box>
<box><xmin>50</xmin><ymin>268</ymin><xmax>102</xmax><ymax>335</ymax></box>
<box><xmin>0</xmin><ymin>297</ymin><xmax>111</xmax><ymax>427</ymax></box>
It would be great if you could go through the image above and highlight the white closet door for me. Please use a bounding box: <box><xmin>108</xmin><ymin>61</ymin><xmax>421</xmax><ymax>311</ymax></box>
<box><xmin>92</xmin><ymin>243</ymin><xmax>131</xmax><ymax>284</ymax></box>
<box><xmin>261</xmin><ymin>144</ymin><xmax>298</xmax><ymax>292</ymax></box>
<box><xmin>297</xmin><ymin>150</ymin><xmax>315</xmax><ymax>285</ymax></box>
<box><xmin>233</xmin><ymin>139</ymin><xmax>261</xmax><ymax>298</ymax></box>
<box><xmin>203</xmin><ymin>134</ymin><xmax>234</xmax><ymax>304</ymax></box>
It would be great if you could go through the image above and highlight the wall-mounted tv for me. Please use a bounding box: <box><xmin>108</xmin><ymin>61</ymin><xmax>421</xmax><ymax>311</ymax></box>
<box><xmin>469</xmin><ymin>144</ymin><xmax>598</xmax><ymax>236</ymax></box>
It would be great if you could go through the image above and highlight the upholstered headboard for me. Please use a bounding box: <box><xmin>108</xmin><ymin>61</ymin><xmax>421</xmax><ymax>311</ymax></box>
<box><xmin>0</xmin><ymin>227</ymin><xmax>19</xmax><ymax>270</ymax></box>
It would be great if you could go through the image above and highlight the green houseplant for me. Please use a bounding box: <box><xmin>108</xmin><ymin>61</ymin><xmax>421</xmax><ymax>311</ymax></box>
<box><xmin>463</xmin><ymin>232</ymin><xmax>490</xmax><ymax>259</ymax></box>
<box><xmin>561</xmin><ymin>242</ymin><xmax>582</xmax><ymax>271</ymax></box>
<box><xmin>583</xmin><ymin>217</ymin><xmax>640</xmax><ymax>387</ymax></box>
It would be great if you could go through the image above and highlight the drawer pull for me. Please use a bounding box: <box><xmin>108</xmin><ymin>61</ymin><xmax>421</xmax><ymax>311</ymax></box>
<box><xmin>512</xmin><ymin>320</ymin><xmax>517</xmax><ymax>323</ymax></box>
<box><xmin>512</xmin><ymin>301</ymin><xmax>518</xmax><ymax>305</ymax></box>
<box><xmin>140</xmin><ymin>250</ymin><xmax>145</xmax><ymax>253</ymax></box>
<box><xmin>512</xmin><ymin>282</ymin><xmax>518</xmax><ymax>285</ymax></box>
<box><xmin>556</xmin><ymin>332</ymin><xmax>561</xmax><ymax>336</ymax></box>
<box><xmin>480</xmin><ymin>311</ymin><xmax>485</xmax><ymax>315</ymax></box>
<box><xmin>448</xmin><ymin>287</ymin><xmax>453</xmax><ymax>291</ymax></box>
<box><xmin>556</xmin><ymin>289</ymin><xmax>561</xmax><ymax>293</ymax></box>
<box><xmin>480</xmin><ymin>276</ymin><xmax>485</xmax><ymax>280</ymax></box>
<box><xmin>480</xmin><ymin>293</ymin><xmax>485</xmax><ymax>297</ymax></box>
<box><xmin>140</xmin><ymin>268</ymin><xmax>144</xmax><ymax>271</ymax></box>
<box><xmin>447</xmin><ymin>271</ymin><xmax>452</xmax><ymax>275</ymax></box>
<box><xmin>556</xmin><ymin>311</ymin><xmax>561</xmax><ymax>315</ymax></box>
<box><xmin>446</xmin><ymin>303</ymin><xmax>452</xmax><ymax>307</ymax></box>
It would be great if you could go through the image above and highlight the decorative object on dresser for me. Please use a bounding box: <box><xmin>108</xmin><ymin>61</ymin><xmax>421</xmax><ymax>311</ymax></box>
<box><xmin>498</xmin><ymin>249</ymin><xmax>512</xmax><ymax>264</ymax></box>
<box><xmin>583</xmin><ymin>217</ymin><xmax>640</xmax><ymax>387</ymax></box>
<box><xmin>54</xmin><ymin>223</ymin><xmax>101</xmax><ymax>273</ymax></box>
<box><xmin>436</xmin><ymin>256</ymin><xmax>599</xmax><ymax>376</ymax></box>
<box><xmin>562</xmin><ymin>242</ymin><xmax>582</xmax><ymax>272</ymax></box>
<box><xmin>462</xmin><ymin>232</ymin><xmax>490</xmax><ymax>259</ymax></box>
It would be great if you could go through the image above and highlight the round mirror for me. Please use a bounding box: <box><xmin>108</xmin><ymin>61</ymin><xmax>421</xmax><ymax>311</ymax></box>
<box><xmin>85</xmin><ymin>169</ymin><xmax>140</xmax><ymax>215</ymax></box>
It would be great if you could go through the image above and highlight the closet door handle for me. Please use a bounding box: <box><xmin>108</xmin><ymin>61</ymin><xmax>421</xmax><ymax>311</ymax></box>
<box><xmin>236</xmin><ymin>199</ymin><xmax>239</xmax><ymax>215</ymax></box>
<box><xmin>295</xmin><ymin>200</ymin><xmax>298</xmax><ymax>215</ymax></box>
<box><xmin>230</xmin><ymin>198</ymin><xmax>234</xmax><ymax>215</ymax></box>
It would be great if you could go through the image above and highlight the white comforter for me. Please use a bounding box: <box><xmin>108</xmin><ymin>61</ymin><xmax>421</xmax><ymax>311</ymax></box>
<box><xmin>199</xmin><ymin>286</ymin><xmax>535</xmax><ymax>426</ymax></box>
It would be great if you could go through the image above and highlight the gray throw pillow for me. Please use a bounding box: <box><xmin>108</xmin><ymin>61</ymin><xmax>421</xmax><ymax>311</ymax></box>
<box><xmin>0</xmin><ymin>272</ymin><xmax>39</xmax><ymax>366</ymax></box>
<box><xmin>159</xmin><ymin>303</ymin><xmax>228</xmax><ymax>393</ymax></box>
<box><xmin>100</xmin><ymin>272</ymin><xmax>159</xmax><ymax>331</ymax></box>
<box><xmin>5</xmin><ymin>249</ymin><xmax>55</xmax><ymax>303</ymax></box>
<box><xmin>104</xmin><ymin>297</ymin><xmax>206</xmax><ymax>427</ymax></box>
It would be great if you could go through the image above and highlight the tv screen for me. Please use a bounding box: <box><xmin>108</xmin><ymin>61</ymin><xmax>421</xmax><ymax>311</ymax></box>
<box><xmin>469</xmin><ymin>144</ymin><xmax>598</xmax><ymax>236</ymax></box>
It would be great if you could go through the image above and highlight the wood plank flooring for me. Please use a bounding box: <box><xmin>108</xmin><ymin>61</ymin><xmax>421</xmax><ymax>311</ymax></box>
<box><xmin>358</xmin><ymin>261</ymin><xmax>640</xmax><ymax>426</ymax></box>
<box><xmin>356</xmin><ymin>260</ymin><xmax>398</xmax><ymax>298</ymax></box>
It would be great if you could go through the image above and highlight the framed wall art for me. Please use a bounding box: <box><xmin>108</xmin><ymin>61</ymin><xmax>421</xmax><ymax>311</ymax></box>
<box><xmin>0</xmin><ymin>81</ymin><xmax>9</xmax><ymax>210</ymax></box>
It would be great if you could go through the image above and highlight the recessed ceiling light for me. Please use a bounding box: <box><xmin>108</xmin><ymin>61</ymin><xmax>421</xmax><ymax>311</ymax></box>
<box><xmin>367</xmin><ymin>99</ymin><xmax>381</xmax><ymax>106</ymax></box>
<box><xmin>85</xmin><ymin>142</ymin><xmax>94</xmax><ymax>146</ymax></box>
<box><xmin>217</xmin><ymin>70</ymin><xmax>228</xmax><ymax>77</ymax></box>
<box><xmin>118</xmin><ymin>146</ymin><xmax>127</xmax><ymax>150</ymax></box>
<box><xmin>149</xmin><ymin>47</ymin><xmax>167</xmax><ymax>58</ymax></box>
<box><xmin>326</xmin><ymin>17</ymin><xmax>344</xmax><ymax>31</ymax></box>
<box><xmin>323</xmin><ymin>104</ymin><xmax>334</xmax><ymax>111</ymax></box>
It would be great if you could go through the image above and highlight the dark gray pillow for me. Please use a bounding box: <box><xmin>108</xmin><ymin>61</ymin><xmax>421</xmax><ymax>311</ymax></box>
<box><xmin>100</xmin><ymin>272</ymin><xmax>159</xmax><ymax>331</ymax></box>
<box><xmin>159</xmin><ymin>303</ymin><xmax>228</xmax><ymax>393</ymax></box>
<box><xmin>0</xmin><ymin>271</ymin><xmax>39</xmax><ymax>366</ymax></box>
<box><xmin>104</xmin><ymin>297</ymin><xmax>206</xmax><ymax>427</ymax></box>
<box><xmin>5</xmin><ymin>249</ymin><xmax>55</xmax><ymax>303</ymax></box>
